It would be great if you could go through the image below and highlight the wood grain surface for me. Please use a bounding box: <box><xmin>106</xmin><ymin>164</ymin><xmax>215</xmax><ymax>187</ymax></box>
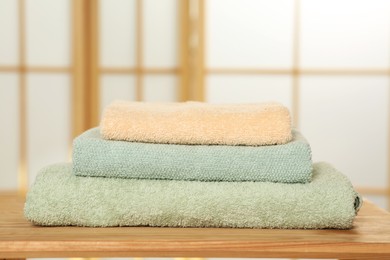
<box><xmin>0</xmin><ymin>192</ymin><xmax>389</xmax><ymax>259</ymax></box>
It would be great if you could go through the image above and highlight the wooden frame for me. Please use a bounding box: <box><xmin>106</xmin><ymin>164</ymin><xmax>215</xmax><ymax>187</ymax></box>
<box><xmin>17</xmin><ymin>0</ymin><xmax>27</xmax><ymax>195</ymax></box>
<box><xmin>135</xmin><ymin>0</ymin><xmax>143</xmax><ymax>102</ymax></box>
<box><xmin>179</xmin><ymin>0</ymin><xmax>190</xmax><ymax>101</ymax></box>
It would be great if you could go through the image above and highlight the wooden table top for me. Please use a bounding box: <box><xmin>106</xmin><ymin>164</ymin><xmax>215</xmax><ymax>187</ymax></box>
<box><xmin>0</xmin><ymin>192</ymin><xmax>390</xmax><ymax>259</ymax></box>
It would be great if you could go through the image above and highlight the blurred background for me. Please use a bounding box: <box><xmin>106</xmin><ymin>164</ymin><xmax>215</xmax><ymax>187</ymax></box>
<box><xmin>0</xmin><ymin>0</ymin><xmax>389</xmax><ymax>215</ymax></box>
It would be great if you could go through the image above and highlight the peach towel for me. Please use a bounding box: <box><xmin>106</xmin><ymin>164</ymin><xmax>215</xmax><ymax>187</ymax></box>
<box><xmin>100</xmin><ymin>101</ymin><xmax>292</xmax><ymax>146</ymax></box>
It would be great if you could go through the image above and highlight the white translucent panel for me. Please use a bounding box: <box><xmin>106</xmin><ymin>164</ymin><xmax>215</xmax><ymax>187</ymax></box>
<box><xmin>300</xmin><ymin>76</ymin><xmax>388</xmax><ymax>188</ymax></box>
<box><xmin>27</xmin><ymin>74</ymin><xmax>71</xmax><ymax>186</ymax></box>
<box><xmin>0</xmin><ymin>0</ymin><xmax>18</xmax><ymax>65</ymax></box>
<box><xmin>0</xmin><ymin>74</ymin><xmax>19</xmax><ymax>190</ymax></box>
<box><xmin>100</xmin><ymin>75</ymin><xmax>136</xmax><ymax>116</ymax></box>
<box><xmin>25</xmin><ymin>0</ymin><xmax>70</xmax><ymax>66</ymax></box>
<box><xmin>206</xmin><ymin>75</ymin><xmax>292</xmax><ymax>111</ymax></box>
<box><xmin>143</xmin><ymin>75</ymin><xmax>177</xmax><ymax>102</ymax></box>
<box><xmin>100</xmin><ymin>0</ymin><xmax>136</xmax><ymax>67</ymax></box>
<box><xmin>301</xmin><ymin>0</ymin><xmax>390</xmax><ymax>69</ymax></box>
<box><xmin>143</xmin><ymin>0</ymin><xmax>178</xmax><ymax>67</ymax></box>
<box><xmin>364</xmin><ymin>195</ymin><xmax>388</xmax><ymax>211</ymax></box>
<box><xmin>206</xmin><ymin>0</ymin><xmax>294</xmax><ymax>68</ymax></box>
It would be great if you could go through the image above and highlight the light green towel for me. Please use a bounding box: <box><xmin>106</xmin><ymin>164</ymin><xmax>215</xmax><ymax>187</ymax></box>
<box><xmin>73</xmin><ymin>128</ymin><xmax>312</xmax><ymax>183</ymax></box>
<box><xmin>24</xmin><ymin>162</ymin><xmax>361</xmax><ymax>229</ymax></box>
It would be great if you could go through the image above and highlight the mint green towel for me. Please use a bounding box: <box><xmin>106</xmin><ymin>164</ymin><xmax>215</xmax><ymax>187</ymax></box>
<box><xmin>73</xmin><ymin>128</ymin><xmax>312</xmax><ymax>183</ymax></box>
<box><xmin>24</xmin><ymin>162</ymin><xmax>361</xmax><ymax>229</ymax></box>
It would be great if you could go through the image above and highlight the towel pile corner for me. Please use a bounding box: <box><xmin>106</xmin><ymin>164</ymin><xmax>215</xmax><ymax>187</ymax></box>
<box><xmin>24</xmin><ymin>100</ymin><xmax>362</xmax><ymax>229</ymax></box>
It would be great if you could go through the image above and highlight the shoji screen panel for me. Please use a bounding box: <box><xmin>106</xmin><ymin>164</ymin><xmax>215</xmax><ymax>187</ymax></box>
<box><xmin>143</xmin><ymin>0</ymin><xmax>178</xmax><ymax>68</ymax></box>
<box><xmin>25</xmin><ymin>0</ymin><xmax>72</xmax><ymax>188</ymax></box>
<box><xmin>0</xmin><ymin>0</ymin><xmax>19</xmax><ymax>66</ymax></box>
<box><xmin>100</xmin><ymin>0</ymin><xmax>136</xmax><ymax>67</ymax></box>
<box><xmin>0</xmin><ymin>1</ymin><xmax>19</xmax><ymax>190</ymax></box>
<box><xmin>206</xmin><ymin>0</ymin><xmax>294</xmax><ymax>69</ymax></box>
<box><xmin>0</xmin><ymin>0</ymin><xmax>73</xmax><ymax>191</ymax></box>
<box><xmin>25</xmin><ymin>0</ymin><xmax>71</xmax><ymax>66</ymax></box>
<box><xmin>98</xmin><ymin>0</ymin><xmax>180</xmax><ymax>119</ymax></box>
<box><xmin>300</xmin><ymin>76</ymin><xmax>389</xmax><ymax>206</ymax></box>
<box><xmin>143</xmin><ymin>75</ymin><xmax>178</xmax><ymax>102</ymax></box>
<box><xmin>300</xmin><ymin>0</ymin><xmax>390</xmax><ymax>69</ymax></box>
<box><xmin>26</xmin><ymin>74</ymin><xmax>71</xmax><ymax>185</ymax></box>
<box><xmin>202</xmin><ymin>0</ymin><xmax>390</xmax><ymax>210</ymax></box>
<box><xmin>25</xmin><ymin>0</ymin><xmax>72</xmax><ymax>187</ymax></box>
<box><xmin>100</xmin><ymin>75</ymin><xmax>136</xmax><ymax>115</ymax></box>
<box><xmin>206</xmin><ymin>75</ymin><xmax>293</xmax><ymax>110</ymax></box>
<box><xmin>299</xmin><ymin>0</ymin><xmax>390</xmax><ymax>209</ymax></box>
<box><xmin>0</xmin><ymin>74</ymin><xmax>19</xmax><ymax>190</ymax></box>
<box><xmin>205</xmin><ymin>0</ymin><xmax>295</xmax><ymax>114</ymax></box>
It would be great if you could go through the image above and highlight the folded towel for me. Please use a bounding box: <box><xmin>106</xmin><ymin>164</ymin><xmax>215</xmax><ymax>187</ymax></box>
<box><xmin>100</xmin><ymin>101</ymin><xmax>292</xmax><ymax>146</ymax></box>
<box><xmin>73</xmin><ymin>128</ymin><xmax>312</xmax><ymax>183</ymax></box>
<box><xmin>25</xmin><ymin>162</ymin><xmax>361</xmax><ymax>229</ymax></box>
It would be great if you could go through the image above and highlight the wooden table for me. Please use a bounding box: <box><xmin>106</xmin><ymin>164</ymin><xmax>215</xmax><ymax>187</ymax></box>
<box><xmin>1</xmin><ymin>192</ymin><xmax>390</xmax><ymax>260</ymax></box>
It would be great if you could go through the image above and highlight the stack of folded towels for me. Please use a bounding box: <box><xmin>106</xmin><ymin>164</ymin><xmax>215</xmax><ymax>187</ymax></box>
<box><xmin>25</xmin><ymin>101</ymin><xmax>362</xmax><ymax>229</ymax></box>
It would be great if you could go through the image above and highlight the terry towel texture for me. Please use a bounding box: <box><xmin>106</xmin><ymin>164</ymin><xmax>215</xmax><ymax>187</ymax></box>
<box><xmin>100</xmin><ymin>101</ymin><xmax>292</xmax><ymax>146</ymax></box>
<box><xmin>24</xmin><ymin>162</ymin><xmax>361</xmax><ymax>229</ymax></box>
<box><xmin>73</xmin><ymin>128</ymin><xmax>312</xmax><ymax>183</ymax></box>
